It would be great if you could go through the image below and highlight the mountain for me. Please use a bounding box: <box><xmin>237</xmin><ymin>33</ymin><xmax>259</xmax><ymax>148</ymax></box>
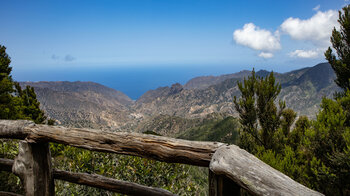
<box><xmin>21</xmin><ymin>63</ymin><xmax>339</xmax><ymax>136</ymax></box>
<box><xmin>183</xmin><ymin>70</ymin><xmax>251</xmax><ymax>90</ymax></box>
<box><xmin>278</xmin><ymin>63</ymin><xmax>339</xmax><ymax>117</ymax></box>
<box><xmin>283</xmin><ymin>63</ymin><xmax>335</xmax><ymax>90</ymax></box>
<box><xmin>20</xmin><ymin>81</ymin><xmax>135</xmax><ymax>129</ymax></box>
<box><xmin>133</xmin><ymin>63</ymin><xmax>339</xmax><ymax>120</ymax></box>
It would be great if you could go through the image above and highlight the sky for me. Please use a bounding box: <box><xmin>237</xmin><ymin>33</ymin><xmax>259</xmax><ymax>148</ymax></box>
<box><xmin>0</xmin><ymin>0</ymin><xmax>348</xmax><ymax>99</ymax></box>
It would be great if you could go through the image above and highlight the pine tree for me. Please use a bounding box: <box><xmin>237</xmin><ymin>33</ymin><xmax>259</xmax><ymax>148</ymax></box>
<box><xmin>255</xmin><ymin>72</ymin><xmax>285</xmax><ymax>150</ymax></box>
<box><xmin>304</xmin><ymin>92</ymin><xmax>350</xmax><ymax>195</ymax></box>
<box><xmin>14</xmin><ymin>83</ymin><xmax>46</xmax><ymax>124</ymax></box>
<box><xmin>0</xmin><ymin>45</ymin><xmax>22</xmax><ymax>120</ymax></box>
<box><xmin>0</xmin><ymin>45</ymin><xmax>47</xmax><ymax>123</ymax></box>
<box><xmin>233</xmin><ymin>69</ymin><xmax>259</xmax><ymax>152</ymax></box>
<box><xmin>325</xmin><ymin>5</ymin><xmax>350</xmax><ymax>95</ymax></box>
<box><xmin>305</xmin><ymin>5</ymin><xmax>350</xmax><ymax>194</ymax></box>
<box><xmin>234</xmin><ymin>70</ymin><xmax>290</xmax><ymax>152</ymax></box>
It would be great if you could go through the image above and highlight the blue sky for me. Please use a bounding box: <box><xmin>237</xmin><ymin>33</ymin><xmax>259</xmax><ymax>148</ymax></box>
<box><xmin>0</xmin><ymin>0</ymin><xmax>348</xmax><ymax>98</ymax></box>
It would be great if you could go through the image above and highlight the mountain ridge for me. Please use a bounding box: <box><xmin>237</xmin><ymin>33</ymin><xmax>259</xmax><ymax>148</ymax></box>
<box><xmin>20</xmin><ymin>81</ymin><xmax>135</xmax><ymax>129</ymax></box>
<box><xmin>19</xmin><ymin>62</ymin><xmax>339</xmax><ymax>135</ymax></box>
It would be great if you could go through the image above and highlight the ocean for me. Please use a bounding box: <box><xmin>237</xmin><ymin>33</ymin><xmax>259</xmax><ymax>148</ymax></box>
<box><xmin>13</xmin><ymin>64</ymin><xmax>243</xmax><ymax>100</ymax></box>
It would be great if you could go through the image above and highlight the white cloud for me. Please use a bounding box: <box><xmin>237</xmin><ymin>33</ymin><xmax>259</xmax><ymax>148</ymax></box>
<box><xmin>280</xmin><ymin>10</ymin><xmax>338</xmax><ymax>46</ymax></box>
<box><xmin>289</xmin><ymin>49</ymin><xmax>319</xmax><ymax>58</ymax></box>
<box><xmin>258</xmin><ymin>52</ymin><xmax>274</xmax><ymax>58</ymax></box>
<box><xmin>313</xmin><ymin>5</ymin><xmax>320</xmax><ymax>11</ymax></box>
<box><xmin>233</xmin><ymin>23</ymin><xmax>281</xmax><ymax>52</ymax></box>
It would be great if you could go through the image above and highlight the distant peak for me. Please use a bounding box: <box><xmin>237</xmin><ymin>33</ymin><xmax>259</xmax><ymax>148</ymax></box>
<box><xmin>256</xmin><ymin>70</ymin><xmax>271</xmax><ymax>77</ymax></box>
<box><xmin>170</xmin><ymin>83</ymin><xmax>183</xmax><ymax>95</ymax></box>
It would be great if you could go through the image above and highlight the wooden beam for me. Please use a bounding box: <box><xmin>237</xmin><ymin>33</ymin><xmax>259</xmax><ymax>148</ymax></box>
<box><xmin>0</xmin><ymin>120</ymin><xmax>223</xmax><ymax>167</ymax></box>
<box><xmin>53</xmin><ymin>169</ymin><xmax>176</xmax><ymax>196</ymax></box>
<box><xmin>12</xmin><ymin>141</ymin><xmax>54</xmax><ymax>196</ymax></box>
<box><xmin>0</xmin><ymin>191</ymin><xmax>23</xmax><ymax>196</ymax></box>
<box><xmin>0</xmin><ymin>159</ymin><xmax>22</xmax><ymax>196</ymax></box>
<box><xmin>209</xmin><ymin>145</ymin><xmax>324</xmax><ymax>196</ymax></box>
<box><xmin>0</xmin><ymin>158</ymin><xmax>14</xmax><ymax>172</ymax></box>
<box><xmin>1</xmin><ymin>158</ymin><xmax>175</xmax><ymax>196</ymax></box>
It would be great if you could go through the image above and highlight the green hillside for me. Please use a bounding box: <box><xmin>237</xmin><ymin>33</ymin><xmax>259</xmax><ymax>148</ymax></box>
<box><xmin>178</xmin><ymin>116</ymin><xmax>240</xmax><ymax>145</ymax></box>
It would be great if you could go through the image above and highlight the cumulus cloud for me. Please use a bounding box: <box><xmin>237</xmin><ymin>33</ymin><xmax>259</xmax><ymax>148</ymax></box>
<box><xmin>64</xmin><ymin>55</ymin><xmax>76</xmax><ymax>62</ymax></box>
<box><xmin>233</xmin><ymin>23</ymin><xmax>281</xmax><ymax>52</ymax></box>
<box><xmin>289</xmin><ymin>49</ymin><xmax>319</xmax><ymax>58</ymax></box>
<box><xmin>258</xmin><ymin>52</ymin><xmax>274</xmax><ymax>58</ymax></box>
<box><xmin>280</xmin><ymin>10</ymin><xmax>338</xmax><ymax>45</ymax></box>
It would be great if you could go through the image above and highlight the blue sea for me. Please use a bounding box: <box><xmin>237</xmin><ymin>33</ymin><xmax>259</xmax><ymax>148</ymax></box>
<box><xmin>13</xmin><ymin>64</ymin><xmax>245</xmax><ymax>100</ymax></box>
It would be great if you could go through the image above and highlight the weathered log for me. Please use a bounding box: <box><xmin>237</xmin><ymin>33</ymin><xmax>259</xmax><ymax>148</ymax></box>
<box><xmin>12</xmin><ymin>141</ymin><xmax>54</xmax><ymax>196</ymax></box>
<box><xmin>0</xmin><ymin>120</ymin><xmax>33</xmax><ymax>139</ymax></box>
<box><xmin>53</xmin><ymin>170</ymin><xmax>176</xmax><ymax>196</ymax></box>
<box><xmin>209</xmin><ymin>145</ymin><xmax>323</xmax><ymax>196</ymax></box>
<box><xmin>0</xmin><ymin>191</ymin><xmax>23</xmax><ymax>196</ymax></box>
<box><xmin>0</xmin><ymin>120</ymin><xmax>223</xmax><ymax>167</ymax></box>
<box><xmin>0</xmin><ymin>158</ymin><xmax>14</xmax><ymax>172</ymax></box>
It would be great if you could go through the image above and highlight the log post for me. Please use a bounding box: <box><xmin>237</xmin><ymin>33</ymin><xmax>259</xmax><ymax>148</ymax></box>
<box><xmin>12</xmin><ymin>141</ymin><xmax>54</xmax><ymax>196</ymax></box>
<box><xmin>209</xmin><ymin>170</ymin><xmax>241</xmax><ymax>196</ymax></box>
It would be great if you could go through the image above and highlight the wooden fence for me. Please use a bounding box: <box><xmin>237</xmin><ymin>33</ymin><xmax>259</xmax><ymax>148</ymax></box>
<box><xmin>0</xmin><ymin>120</ymin><xmax>323</xmax><ymax>196</ymax></box>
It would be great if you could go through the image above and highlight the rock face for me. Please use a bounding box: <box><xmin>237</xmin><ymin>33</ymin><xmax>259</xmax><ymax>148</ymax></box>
<box><xmin>21</xmin><ymin>63</ymin><xmax>339</xmax><ymax>134</ymax></box>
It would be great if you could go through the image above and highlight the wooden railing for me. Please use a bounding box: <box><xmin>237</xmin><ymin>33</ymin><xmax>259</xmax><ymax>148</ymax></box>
<box><xmin>0</xmin><ymin>120</ymin><xmax>323</xmax><ymax>196</ymax></box>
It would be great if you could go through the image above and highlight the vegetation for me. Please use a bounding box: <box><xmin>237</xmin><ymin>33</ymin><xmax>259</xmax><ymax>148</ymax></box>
<box><xmin>178</xmin><ymin>116</ymin><xmax>240</xmax><ymax>145</ymax></box>
<box><xmin>233</xmin><ymin>6</ymin><xmax>350</xmax><ymax>195</ymax></box>
<box><xmin>0</xmin><ymin>46</ymin><xmax>46</xmax><ymax>122</ymax></box>
<box><xmin>50</xmin><ymin>144</ymin><xmax>205</xmax><ymax>195</ymax></box>
<box><xmin>233</xmin><ymin>70</ymin><xmax>295</xmax><ymax>153</ymax></box>
<box><xmin>234</xmin><ymin>71</ymin><xmax>350</xmax><ymax>195</ymax></box>
<box><xmin>325</xmin><ymin>5</ymin><xmax>350</xmax><ymax>95</ymax></box>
